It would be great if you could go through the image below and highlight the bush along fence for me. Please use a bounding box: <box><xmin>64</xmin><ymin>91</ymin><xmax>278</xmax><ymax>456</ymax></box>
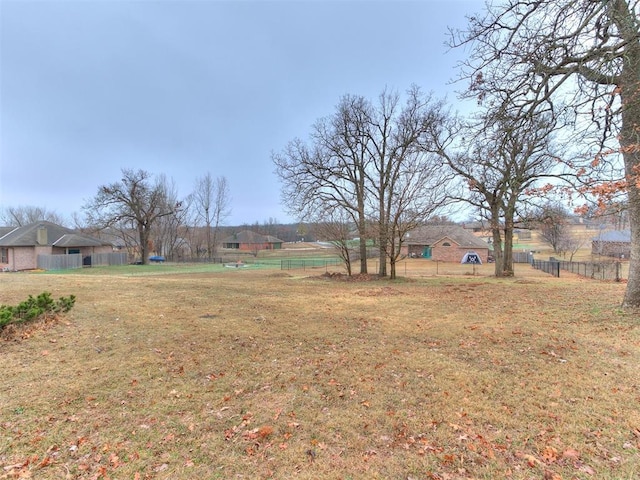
<box><xmin>531</xmin><ymin>256</ymin><xmax>624</xmax><ymax>281</ymax></box>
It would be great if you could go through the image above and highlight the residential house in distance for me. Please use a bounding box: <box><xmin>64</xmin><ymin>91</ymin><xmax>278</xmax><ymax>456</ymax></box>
<box><xmin>221</xmin><ymin>230</ymin><xmax>284</xmax><ymax>252</ymax></box>
<box><xmin>0</xmin><ymin>221</ymin><xmax>113</xmax><ymax>271</ymax></box>
<box><xmin>592</xmin><ymin>230</ymin><xmax>631</xmax><ymax>258</ymax></box>
<box><xmin>402</xmin><ymin>224</ymin><xmax>491</xmax><ymax>263</ymax></box>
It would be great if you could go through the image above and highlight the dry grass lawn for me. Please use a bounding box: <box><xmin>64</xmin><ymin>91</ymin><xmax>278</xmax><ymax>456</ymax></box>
<box><xmin>1</xmin><ymin>263</ymin><xmax>639</xmax><ymax>479</ymax></box>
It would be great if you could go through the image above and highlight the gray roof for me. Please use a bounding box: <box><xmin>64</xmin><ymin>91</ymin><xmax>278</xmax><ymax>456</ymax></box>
<box><xmin>0</xmin><ymin>226</ymin><xmax>15</xmax><ymax>238</ymax></box>
<box><xmin>405</xmin><ymin>224</ymin><xmax>490</xmax><ymax>249</ymax></box>
<box><xmin>0</xmin><ymin>221</ymin><xmax>111</xmax><ymax>248</ymax></box>
<box><xmin>222</xmin><ymin>230</ymin><xmax>283</xmax><ymax>244</ymax></box>
<box><xmin>54</xmin><ymin>233</ymin><xmax>108</xmax><ymax>248</ymax></box>
<box><xmin>264</xmin><ymin>235</ymin><xmax>284</xmax><ymax>244</ymax></box>
<box><xmin>593</xmin><ymin>230</ymin><xmax>631</xmax><ymax>243</ymax></box>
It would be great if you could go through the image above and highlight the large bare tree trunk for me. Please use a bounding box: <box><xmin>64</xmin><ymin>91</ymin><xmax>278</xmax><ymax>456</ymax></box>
<box><xmin>619</xmin><ymin>6</ymin><xmax>640</xmax><ymax>306</ymax></box>
<box><xmin>502</xmin><ymin>202</ymin><xmax>516</xmax><ymax>277</ymax></box>
<box><xmin>502</xmin><ymin>223</ymin><xmax>515</xmax><ymax>277</ymax></box>
<box><xmin>491</xmin><ymin>226</ymin><xmax>504</xmax><ymax>277</ymax></box>
<box><xmin>139</xmin><ymin>226</ymin><xmax>150</xmax><ymax>265</ymax></box>
<box><xmin>620</xmin><ymin>37</ymin><xmax>640</xmax><ymax>306</ymax></box>
<box><xmin>452</xmin><ymin>0</ymin><xmax>640</xmax><ymax>306</ymax></box>
<box><xmin>358</xmin><ymin>215</ymin><xmax>368</xmax><ymax>274</ymax></box>
<box><xmin>378</xmin><ymin>218</ymin><xmax>387</xmax><ymax>277</ymax></box>
<box><xmin>625</xmin><ymin>185</ymin><xmax>640</xmax><ymax>307</ymax></box>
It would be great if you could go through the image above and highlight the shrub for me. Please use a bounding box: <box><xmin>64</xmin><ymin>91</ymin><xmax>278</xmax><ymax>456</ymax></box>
<box><xmin>0</xmin><ymin>292</ymin><xmax>76</xmax><ymax>330</ymax></box>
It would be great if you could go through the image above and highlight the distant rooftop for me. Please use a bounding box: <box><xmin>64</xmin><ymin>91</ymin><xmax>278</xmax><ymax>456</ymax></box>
<box><xmin>593</xmin><ymin>230</ymin><xmax>631</xmax><ymax>242</ymax></box>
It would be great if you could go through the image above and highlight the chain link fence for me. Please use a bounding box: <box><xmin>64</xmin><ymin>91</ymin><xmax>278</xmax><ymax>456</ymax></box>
<box><xmin>531</xmin><ymin>256</ymin><xmax>624</xmax><ymax>281</ymax></box>
<box><xmin>554</xmin><ymin>258</ymin><xmax>623</xmax><ymax>281</ymax></box>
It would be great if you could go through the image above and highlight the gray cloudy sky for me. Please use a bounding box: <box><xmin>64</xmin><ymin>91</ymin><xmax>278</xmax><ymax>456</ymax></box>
<box><xmin>0</xmin><ymin>0</ymin><xmax>482</xmax><ymax>226</ymax></box>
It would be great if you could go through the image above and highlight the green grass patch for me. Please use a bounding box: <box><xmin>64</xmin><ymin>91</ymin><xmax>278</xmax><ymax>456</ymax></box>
<box><xmin>38</xmin><ymin>255</ymin><xmax>342</xmax><ymax>277</ymax></box>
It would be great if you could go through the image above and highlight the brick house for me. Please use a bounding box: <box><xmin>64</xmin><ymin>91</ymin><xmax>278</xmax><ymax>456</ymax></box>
<box><xmin>221</xmin><ymin>230</ymin><xmax>283</xmax><ymax>252</ymax></box>
<box><xmin>0</xmin><ymin>221</ymin><xmax>113</xmax><ymax>271</ymax></box>
<box><xmin>401</xmin><ymin>224</ymin><xmax>491</xmax><ymax>263</ymax></box>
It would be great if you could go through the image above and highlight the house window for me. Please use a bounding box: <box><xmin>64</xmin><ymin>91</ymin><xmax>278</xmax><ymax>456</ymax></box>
<box><xmin>442</xmin><ymin>242</ymin><xmax>451</xmax><ymax>247</ymax></box>
<box><xmin>0</xmin><ymin>248</ymin><xmax>7</xmax><ymax>263</ymax></box>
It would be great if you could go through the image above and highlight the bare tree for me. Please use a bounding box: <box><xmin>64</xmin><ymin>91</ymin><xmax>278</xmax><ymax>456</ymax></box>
<box><xmin>365</xmin><ymin>87</ymin><xmax>453</xmax><ymax>277</ymax></box>
<box><xmin>152</xmin><ymin>174</ymin><xmax>191</xmax><ymax>260</ymax></box>
<box><xmin>0</xmin><ymin>206</ymin><xmax>66</xmax><ymax>226</ymax></box>
<box><xmin>311</xmin><ymin>207</ymin><xmax>355</xmax><ymax>276</ymax></box>
<box><xmin>261</xmin><ymin>217</ymin><xmax>280</xmax><ymax>238</ymax></box>
<box><xmin>560</xmin><ymin>232</ymin><xmax>587</xmax><ymax>262</ymax></box>
<box><xmin>83</xmin><ymin>169</ymin><xmax>180</xmax><ymax>265</ymax></box>
<box><xmin>435</xmin><ymin>110</ymin><xmax>562</xmax><ymax>276</ymax></box>
<box><xmin>537</xmin><ymin>203</ymin><xmax>571</xmax><ymax>254</ymax></box>
<box><xmin>384</xmin><ymin>142</ymin><xmax>452</xmax><ymax>279</ymax></box>
<box><xmin>193</xmin><ymin>173</ymin><xmax>231</xmax><ymax>260</ymax></box>
<box><xmin>193</xmin><ymin>173</ymin><xmax>215</xmax><ymax>259</ymax></box>
<box><xmin>211</xmin><ymin>177</ymin><xmax>231</xmax><ymax>257</ymax></box>
<box><xmin>273</xmin><ymin>95</ymin><xmax>372</xmax><ymax>274</ymax></box>
<box><xmin>451</xmin><ymin>0</ymin><xmax>640</xmax><ymax>304</ymax></box>
<box><xmin>274</xmin><ymin>86</ymin><xmax>452</xmax><ymax>278</ymax></box>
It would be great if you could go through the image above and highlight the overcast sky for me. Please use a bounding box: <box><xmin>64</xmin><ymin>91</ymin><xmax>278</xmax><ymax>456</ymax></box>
<box><xmin>1</xmin><ymin>0</ymin><xmax>483</xmax><ymax>226</ymax></box>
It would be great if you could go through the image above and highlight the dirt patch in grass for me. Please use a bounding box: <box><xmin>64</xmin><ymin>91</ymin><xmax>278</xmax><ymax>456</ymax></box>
<box><xmin>0</xmin><ymin>315</ymin><xmax>66</xmax><ymax>342</ymax></box>
<box><xmin>0</xmin><ymin>267</ymin><xmax>639</xmax><ymax>479</ymax></box>
<box><xmin>266</xmin><ymin>272</ymin><xmax>293</xmax><ymax>278</ymax></box>
<box><xmin>319</xmin><ymin>272</ymin><xmax>383</xmax><ymax>281</ymax></box>
<box><xmin>355</xmin><ymin>286</ymin><xmax>405</xmax><ymax>297</ymax></box>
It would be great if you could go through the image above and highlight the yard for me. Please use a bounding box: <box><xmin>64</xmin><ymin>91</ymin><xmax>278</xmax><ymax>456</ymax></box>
<box><xmin>0</xmin><ymin>263</ymin><xmax>639</xmax><ymax>479</ymax></box>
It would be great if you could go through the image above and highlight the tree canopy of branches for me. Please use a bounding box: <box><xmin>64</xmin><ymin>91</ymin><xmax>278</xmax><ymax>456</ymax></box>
<box><xmin>151</xmin><ymin>174</ymin><xmax>192</xmax><ymax>260</ymax></box>
<box><xmin>273</xmin><ymin>86</ymin><xmax>451</xmax><ymax>278</ymax></box>
<box><xmin>192</xmin><ymin>173</ymin><xmax>231</xmax><ymax>260</ymax></box>
<box><xmin>437</xmin><ymin>110</ymin><xmax>562</xmax><ymax>276</ymax></box>
<box><xmin>311</xmin><ymin>207</ymin><xmax>356</xmax><ymax>276</ymax></box>
<box><xmin>0</xmin><ymin>206</ymin><xmax>65</xmax><ymax>226</ymax></box>
<box><xmin>83</xmin><ymin>169</ymin><xmax>180</xmax><ymax>265</ymax></box>
<box><xmin>536</xmin><ymin>202</ymin><xmax>572</xmax><ymax>254</ymax></box>
<box><xmin>452</xmin><ymin>0</ymin><xmax>640</xmax><ymax>305</ymax></box>
<box><xmin>273</xmin><ymin>94</ymin><xmax>371</xmax><ymax>274</ymax></box>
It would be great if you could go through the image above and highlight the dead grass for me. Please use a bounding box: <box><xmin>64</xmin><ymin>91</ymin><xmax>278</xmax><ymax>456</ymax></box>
<box><xmin>0</xmin><ymin>265</ymin><xmax>639</xmax><ymax>479</ymax></box>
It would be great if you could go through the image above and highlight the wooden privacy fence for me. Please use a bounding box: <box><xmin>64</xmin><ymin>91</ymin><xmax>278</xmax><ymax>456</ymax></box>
<box><xmin>89</xmin><ymin>252</ymin><xmax>128</xmax><ymax>267</ymax></box>
<box><xmin>37</xmin><ymin>252</ymin><xmax>128</xmax><ymax>271</ymax></box>
<box><xmin>513</xmin><ymin>252</ymin><xmax>532</xmax><ymax>263</ymax></box>
<box><xmin>38</xmin><ymin>254</ymin><xmax>83</xmax><ymax>270</ymax></box>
